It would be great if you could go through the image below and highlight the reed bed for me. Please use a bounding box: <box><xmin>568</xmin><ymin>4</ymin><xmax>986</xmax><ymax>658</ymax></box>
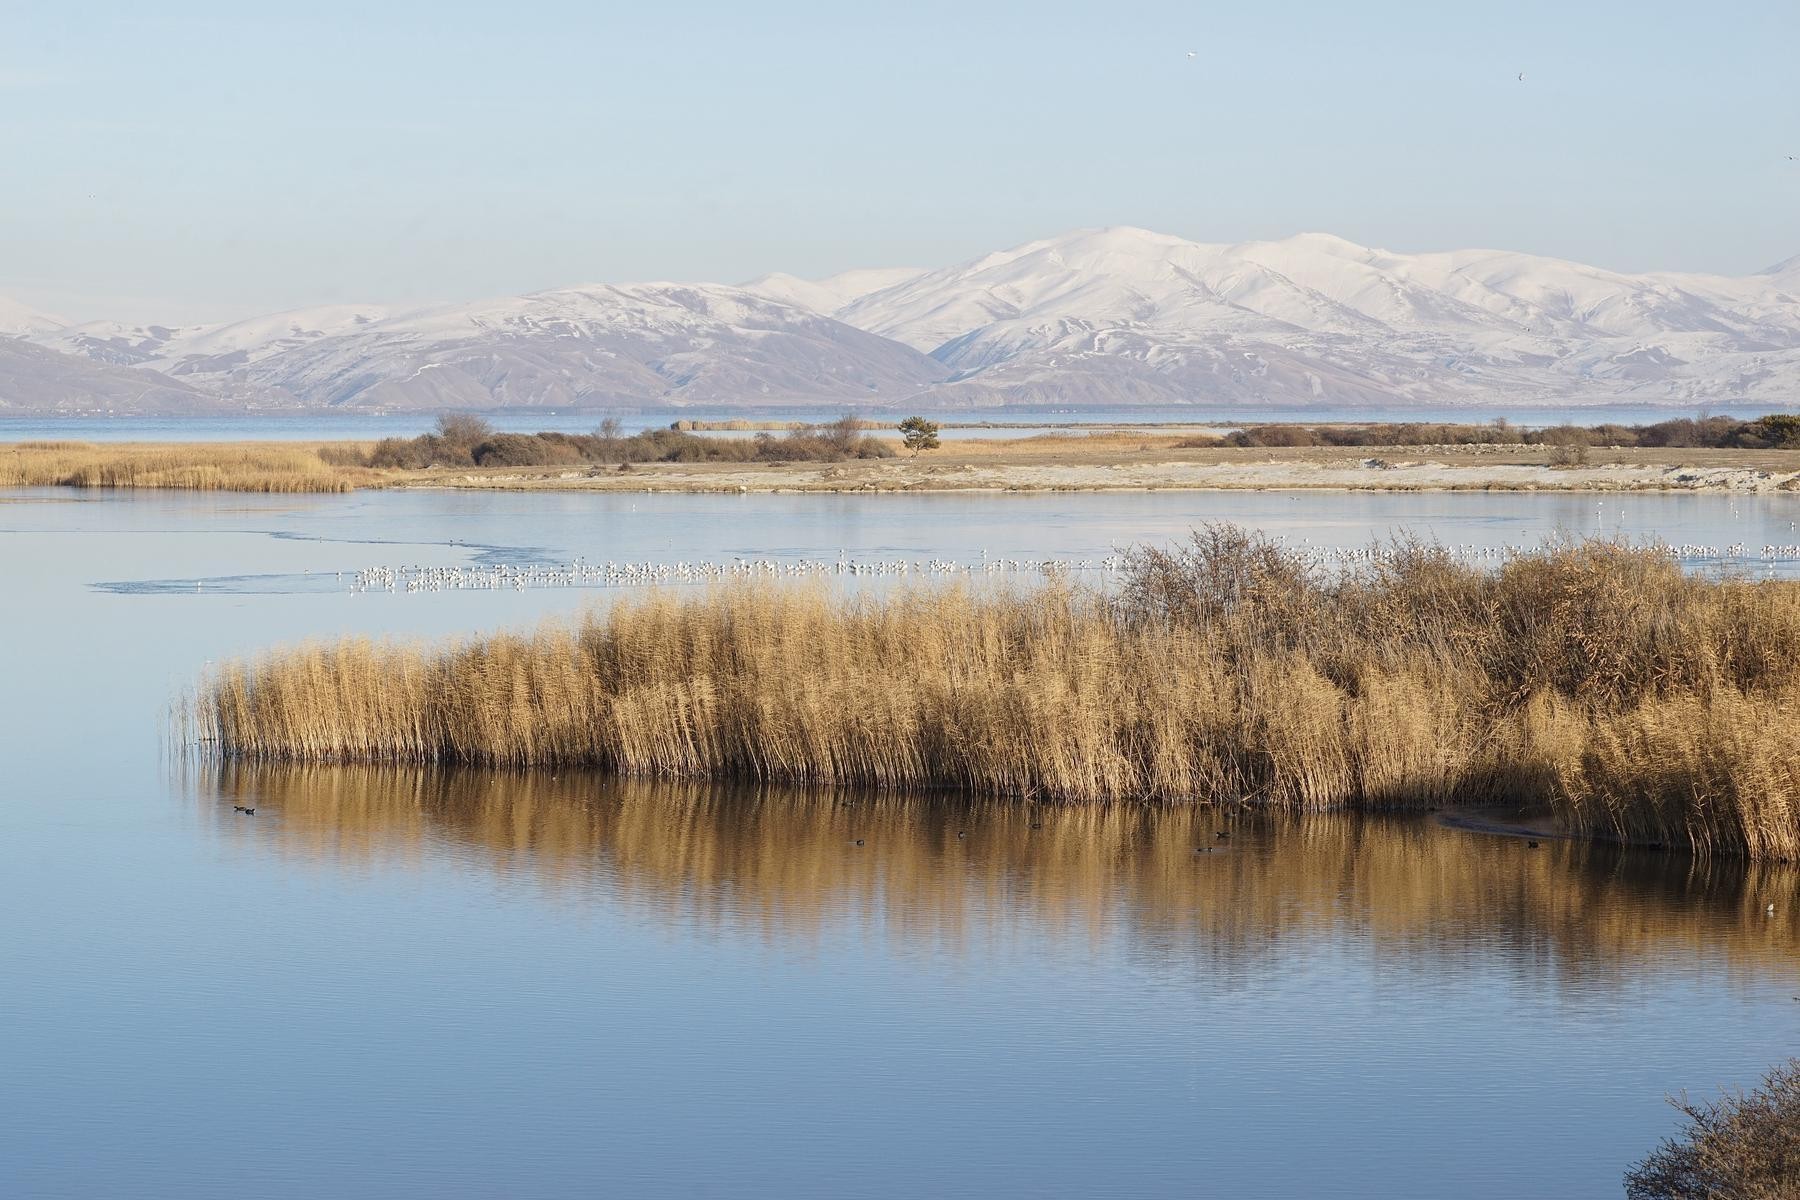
<box><xmin>0</xmin><ymin>441</ymin><xmax>371</xmax><ymax>492</ymax></box>
<box><xmin>191</xmin><ymin>529</ymin><xmax>1800</xmax><ymax>858</ymax></box>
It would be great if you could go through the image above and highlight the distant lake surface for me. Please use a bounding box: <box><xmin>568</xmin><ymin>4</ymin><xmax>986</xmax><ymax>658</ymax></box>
<box><xmin>0</xmin><ymin>401</ymin><xmax>1788</xmax><ymax>443</ymax></box>
<box><xmin>3</xmin><ymin>486</ymin><xmax>1798</xmax><ymax>1198</ymax></box>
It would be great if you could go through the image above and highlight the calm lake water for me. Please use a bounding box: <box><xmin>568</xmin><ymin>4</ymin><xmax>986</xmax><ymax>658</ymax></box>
<box><xmin>3</xmin><ymin>486</ymin><xmax>1799</xmax><ymax>1198</ymax></box>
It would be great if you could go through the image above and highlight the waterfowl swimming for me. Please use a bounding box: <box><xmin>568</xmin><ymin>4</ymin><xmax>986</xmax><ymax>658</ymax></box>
<box><xmin>1528</xmin><ymin>841</ymin><xmax>1540</xmax><ymax>848</ymax></box>
<box><xmin>1216</xmin><ymin>831</ymin><xmax>1230</xmax><ymax>839</ymax></box>
<box><xmin>854</xmin><ymin>839</ymin><xmax>865</xmax><ymax>847</ymax></box>
<box><xmin>233</xmin><ymin>805</ymin><xmax>255</xmax><ymax>815</ymax></box>
<box><xmin>956</xmin><ymin>830</ymin><xmax>966</xmax><ymax>839</ymax></box>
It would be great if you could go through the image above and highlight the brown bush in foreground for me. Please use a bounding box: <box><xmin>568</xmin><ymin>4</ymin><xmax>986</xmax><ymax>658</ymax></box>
<box><xmin>191</xmin><ymin>530</ymin><xmax>1800</xmax><ymax>857</ymax></box>
<box><xmin>1625</xmin><ymin>1059</ymin><xmax>1800</xmax><ymax>1199</ymax></box>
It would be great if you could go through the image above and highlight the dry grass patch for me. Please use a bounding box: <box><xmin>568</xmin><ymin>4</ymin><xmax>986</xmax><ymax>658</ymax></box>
<box><xmin>0</xmin><ymin>441</ymin><xmax>373</xmax><ymax>492</ymax></box>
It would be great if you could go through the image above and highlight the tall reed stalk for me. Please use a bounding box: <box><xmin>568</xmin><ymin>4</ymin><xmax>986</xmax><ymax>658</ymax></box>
<box><xmin>190</xmin><ymin>529</ymin><xmax>1800</xmax><ymax>858</ymax></box>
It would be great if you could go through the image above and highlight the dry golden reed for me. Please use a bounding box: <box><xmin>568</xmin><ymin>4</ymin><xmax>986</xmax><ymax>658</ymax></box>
<box><xmin>191</xmin><ymin>529</ymin><xmax>1800</xmax><ymax>858</ymax></box>
<box><xmin>0</xmin><ymin>441</ymin><xmax>371</xmax><ymax>492</ymax></box>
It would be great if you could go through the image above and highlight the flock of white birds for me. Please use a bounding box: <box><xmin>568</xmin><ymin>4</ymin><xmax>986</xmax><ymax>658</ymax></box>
<box><xmin>348</xmin><ymin>554</ymin><xmax>1132</xmax><ymax>595</ymax></box>
<box><xmin>338</xmin><ymin>539</ymin><xmax>1800</xmax><ymax>597</ymax></box>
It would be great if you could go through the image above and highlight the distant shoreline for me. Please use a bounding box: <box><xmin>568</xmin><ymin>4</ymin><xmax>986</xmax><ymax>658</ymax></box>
<box><xmin>399</xmin><ymin>459</ymin><xmax>1800</xmax><ymax>495</ymax></box>
<box><xmin>5</xmin><ymin>433</ymin><xmax>1800</xmax><ymax>495</ymax></box>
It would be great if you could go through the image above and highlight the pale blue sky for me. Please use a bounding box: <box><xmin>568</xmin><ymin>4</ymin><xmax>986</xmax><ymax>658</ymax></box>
<box><xmin>2</xmin><ymin>0</ymin><xmax>1795</xmax><ymax>323</ymax></box>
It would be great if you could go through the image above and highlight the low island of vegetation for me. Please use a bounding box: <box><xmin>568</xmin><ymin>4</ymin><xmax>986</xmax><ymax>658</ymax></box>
<box><xmin>6</xmin><ymin>412</ymin><xmax>1800</xmax><ymax>494</ymax></box>
<box><xmin>192</xmin><ymin>527</ymin><xmax>1800</xmax><ymax>861</ymax></box>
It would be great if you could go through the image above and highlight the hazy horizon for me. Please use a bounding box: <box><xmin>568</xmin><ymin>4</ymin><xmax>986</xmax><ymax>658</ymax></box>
<box><xmin>4</xmin><ymin>0</ymin><xmax>1796</xmax><ymax>325</ymax></box>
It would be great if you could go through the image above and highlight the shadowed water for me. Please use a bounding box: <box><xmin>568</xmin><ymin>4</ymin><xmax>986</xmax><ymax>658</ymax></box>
<box><xmin>3</xmin><ymin>484</ymin><xmax>1799</xmax><ymax>1198</ymax></box>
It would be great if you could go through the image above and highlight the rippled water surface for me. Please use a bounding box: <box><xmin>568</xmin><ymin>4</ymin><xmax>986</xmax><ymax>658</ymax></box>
<box><xmin>3</xmin><ymin>486</ymin><xmax>1798</xmax><ymax>1198</ymax></box>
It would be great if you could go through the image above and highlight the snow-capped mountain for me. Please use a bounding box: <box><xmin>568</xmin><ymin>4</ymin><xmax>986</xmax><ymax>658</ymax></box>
<box><xmin>741</xmin><ymin>267</ymin><xmax>926</xmax><ymax>318</ymax></box>
<box><xmin>180</xmin><ymin>283</ymin><xmax>949</xmax><ymax>409</ymax></box>
<box><xmin>0</xmin><ymin>296</ymin><xmax>66</xmax><ymax>338</ymax></box>
<box><xmin>6</xmin><ymin>227</ymin><xmax>1799</xmax><ymax>414</ymax></box>
<box><xmin>830</xmin><ymin>227</ymin><xmax>1800</xmax><ymax>407</ymax></box>
<box><xmin>0</xmin><ymin>337</ymin><xmax>223</xmax><ymax>414</ymax></box>
<box><xmin>1764</xmin><ymin>252</ymin><xmax>1800</xmax><ymax>288</ymax></box>
<box><xmin>44</xmin><ymin>304</ymin><xmax>395</xmax><ymax>375</ymax></box>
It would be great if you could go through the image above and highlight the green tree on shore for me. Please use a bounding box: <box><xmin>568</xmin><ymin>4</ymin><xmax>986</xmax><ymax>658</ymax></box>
<box><xmin>898</xmin><ymin>416</ymin><xmax>940</xmax><ymax>458</ymax></box>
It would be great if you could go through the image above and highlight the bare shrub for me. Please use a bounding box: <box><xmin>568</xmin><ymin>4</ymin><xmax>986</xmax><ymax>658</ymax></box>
<box><xmin>1624</xmin><ymin>1059</ymin><xmax>1800</xmax><ymax>1199</ymax></box>
<box><xmin>1549</xmin><ymin>442</ymin><xmax>1591</xmax><ymax>467</ymax></box>
<box><xmin>434</xmin><ymin>412</ymin><xmax>495</xmax><ymax>448</ymax></box>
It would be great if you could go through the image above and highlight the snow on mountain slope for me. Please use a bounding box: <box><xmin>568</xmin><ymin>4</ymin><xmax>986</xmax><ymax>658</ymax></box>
<box><xmin>13</xmin><ymin>230</ymin><xmax>1800</xmax><ymax>414</ymax></box>
<box><xmin>0</xmin><ymin>337</ymin><xmax>223</xmax><ymax>414</ymax></box>
<box><xmin>830</xmin><ymin>227</ymin><xmax>1800</xmax><ymax>407</ymax></box>
<box><xmin>843</xmin><ymin>227</ymin><xmax>1800</xmax><ymax>349</ymax></box>
<box><xmin>38</xmin><ymin>320</ymin><xmax>206</xmax><ymax>368</ymax></box>
<box><xmin>742</xmin><ymin>267</ymin><xmax>925</xmax><ymax>316</ymax></box>
<box><xmin>41</xmin><ymin>304</ymin><xmax>396</xmax><ymax>375</ymax></box>
<box><xmin>0</xmin><ymin>295</ymin><xmax>66</xmax><ymax>337</ymax></box>
<box><xmin>225</xmin><ymin>283</ymin><xmax>949</xmax><ymax>409</ymax></box>
<box><xmin>1761</xmin><ymin>253</ymin><xmax>1800</xmax><ymax>290</ymax></box>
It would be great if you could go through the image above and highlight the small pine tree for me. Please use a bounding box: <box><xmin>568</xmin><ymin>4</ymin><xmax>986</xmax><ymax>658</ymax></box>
<box><xmin>898</xmin><ymin>416</ymin><xmax>941</xmax><ymax>458</ymax></box>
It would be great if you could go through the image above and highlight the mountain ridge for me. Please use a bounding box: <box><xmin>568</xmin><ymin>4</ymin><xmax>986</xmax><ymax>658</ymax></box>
<box><xmin>833</xmin><ymin>227</ymin><xmax>1800</xmax><ymax>408</ymax></box>
<box><xmin>187</xmin><ymin>282</ymin><xmax>951</xmax><ymax>411</ymax></box>
<box><xmin>0</xmin><ymin>337</ymin><xmax>226</xmax><ymax>414</ymax></box>
<box><xmin>0</xmin><ymin>296</ymin><xmax>67</xmax><ymax>338</ymax></box>
<box><xmin>4</xmin><ymin>227</ymin><xmax>1798</xmax><ymax>414</ymax></box>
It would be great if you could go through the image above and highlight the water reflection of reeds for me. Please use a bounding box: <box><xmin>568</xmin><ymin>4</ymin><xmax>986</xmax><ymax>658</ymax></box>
<box><xmin>188</xmin><ymin>760</ymin><xmax>1800</xmax><ymax>989</ymax></box>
